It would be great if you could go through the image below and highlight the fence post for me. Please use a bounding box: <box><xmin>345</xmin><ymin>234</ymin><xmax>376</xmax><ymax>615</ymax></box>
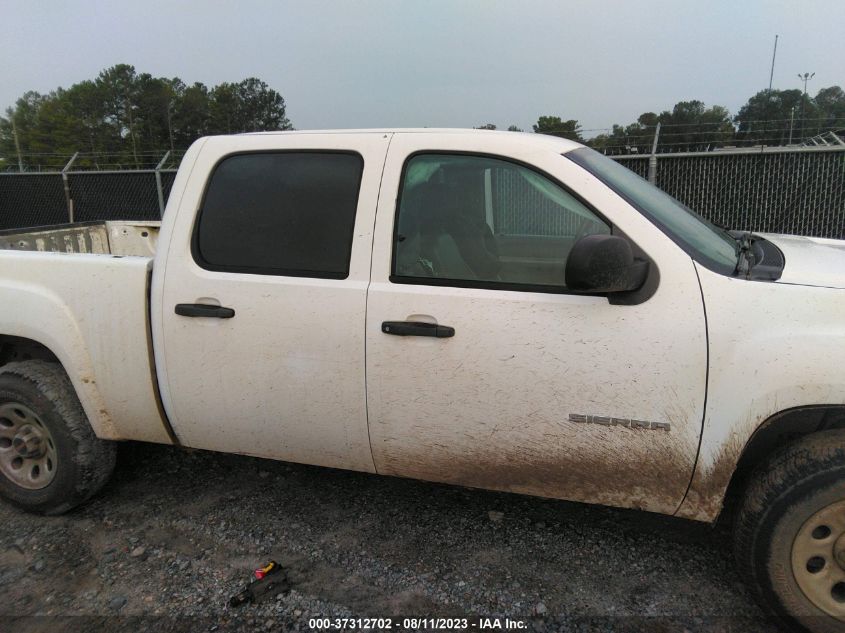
<box><xmin>62</xmin><ymin>152</ymin><xmax>79</xmax><ymax>223</ymax></box>
<box><xmin>647</xmin><ymin>123</ymin><xmax>661</xmax><ymax>184</ymax></box>
<box><xmin>155</xmin><ymin>151</ymin><xmax>171</xmax><ymax>218</ymax></box>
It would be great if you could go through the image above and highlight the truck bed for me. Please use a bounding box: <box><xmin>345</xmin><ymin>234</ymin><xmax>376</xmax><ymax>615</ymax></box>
<box><xmin>0</xmin><ymin>221</ymin><xmax>160</xmax><ymax>257</ymax></box>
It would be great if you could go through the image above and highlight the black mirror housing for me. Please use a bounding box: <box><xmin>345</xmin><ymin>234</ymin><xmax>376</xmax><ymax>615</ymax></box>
<box><xmin>565</xmin><ymin>234</ymin><xmax>649</xmax><ymax>293</ymax></box>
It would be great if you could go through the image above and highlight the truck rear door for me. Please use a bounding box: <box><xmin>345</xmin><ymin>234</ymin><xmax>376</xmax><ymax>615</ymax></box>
<box><xmin>152</xmin><ymin>133</ymin><xmax>390</xmax><ymax>472</ymax></box>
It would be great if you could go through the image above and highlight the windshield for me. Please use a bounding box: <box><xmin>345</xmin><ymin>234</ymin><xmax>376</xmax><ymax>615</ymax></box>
<box><xmin>566</xmin><ymin>147</ymin><xmax>738</xmax><ymax>274</ymax></box>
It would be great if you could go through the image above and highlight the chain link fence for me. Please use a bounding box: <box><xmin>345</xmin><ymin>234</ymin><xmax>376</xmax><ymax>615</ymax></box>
<box><xmin>615</xmin><ymin>147</ymin><xmax>845</xmax><ymax>238</ymax></box>
<box><xmin>70</xmin><ymin>171</ymin><xmax>177</xmax><ymax>223</ymax></box>
<box><xmin>1</xmin><ymin>146</ymin><xmax>843</xmax><ymax>238</ymax></box>
<box><xmin>0</xmin><ymin>168</ymin><xmax>178</xmax><ymax>230</ymax></box>
<box><xmin>0</xmin><ymin>174</ymin><xmax>68</xmax><ymax>229</ymax></box>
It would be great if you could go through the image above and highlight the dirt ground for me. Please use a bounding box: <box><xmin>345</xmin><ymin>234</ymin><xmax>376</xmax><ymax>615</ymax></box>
<box><xmin>0</xmin><ymin>442</ymin><xmax>778</xmax><ymax>633</ymax></box>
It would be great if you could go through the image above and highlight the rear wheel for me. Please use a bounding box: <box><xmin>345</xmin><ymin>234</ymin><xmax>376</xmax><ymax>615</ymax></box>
<box><xmin>734</xmin><ymin>430</ymin><xmax>845</xmax><ymax>633</ymax></box>
<box><xmin>0</xmin><ymin>360</ymin><xmax>116</xmax><ymax>515</ymax></box>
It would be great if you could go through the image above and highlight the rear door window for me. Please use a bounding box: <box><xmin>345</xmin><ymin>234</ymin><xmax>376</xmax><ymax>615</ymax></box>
<box><xmin>194</xmin><ymin>152</ymin><xmax>364</xmax><ymax>278</ymax></box>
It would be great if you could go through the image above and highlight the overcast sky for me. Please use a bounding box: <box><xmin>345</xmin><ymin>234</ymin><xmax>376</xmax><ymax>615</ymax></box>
<box><xmin>2</xmin><ymin>0</ymin><xmax>843</xmax><ymax>135</ymax></box>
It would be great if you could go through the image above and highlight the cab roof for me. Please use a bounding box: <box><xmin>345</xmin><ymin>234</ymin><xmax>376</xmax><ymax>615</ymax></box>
<box><xmin>242</xmin><ymin>128</ymin><xmax>585</xmax><ymax>153</ymax></box>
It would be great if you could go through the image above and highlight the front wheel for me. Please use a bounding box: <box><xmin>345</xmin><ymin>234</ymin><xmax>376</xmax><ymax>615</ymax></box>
<box><xmin>734</xmin><ymin>429</ymin><xmax>845</xmax><ymax>632</ymax></box>
<box><xmin>0</xmin><ymin>360</ymin><xmax>116</xmax><ymax>515</ymax></box>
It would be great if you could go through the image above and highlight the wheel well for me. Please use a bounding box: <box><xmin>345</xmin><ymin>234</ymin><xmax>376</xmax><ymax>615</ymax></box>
<box><xmin>0</xmin><ymin>336</ymin><xmax>60</xmax><ymax>367</ymax></box>
<box><xmin>720</xmin><ymin>405</ymin><xmax>845</xmax><ymax>521</ymax></box>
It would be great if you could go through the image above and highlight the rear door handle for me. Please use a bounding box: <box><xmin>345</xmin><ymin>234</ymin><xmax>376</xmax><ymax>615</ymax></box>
<box><xmin>175</xmin><ymin>303</ymin><xmax>236</xmax><ymax>319</ymax></box>
<box><xmin>381</xmin><ymin>321</ymin><xmax>455</xmax><ymax>338</ymax></box>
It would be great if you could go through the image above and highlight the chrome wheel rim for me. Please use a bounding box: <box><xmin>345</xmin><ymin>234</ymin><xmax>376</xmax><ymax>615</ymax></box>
<box><xmin>791</xmin><ymin>498</ymin><xmax>845</xmax><ymax>620</ymax></box>
<box><xmin>0</xmin><ymin>402</ymin><xmax>57</xmax><ymax>490</ymax></box>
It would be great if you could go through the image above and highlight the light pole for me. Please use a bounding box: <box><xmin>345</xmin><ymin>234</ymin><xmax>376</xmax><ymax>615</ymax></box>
<box><xmin>9</xmin><ymin>110</ymin><xmax>24</xmax><ymax>171</ymax></box>
<box><xmin>798</xmin><ymin>72</ymin><xmax>815</xmax><ymax>94</ymax></box>
<box><xmin>768</xmin><ymin>35</ymin><xmax>778</xmax><ymax>92</ymax></box>
<box><xmin>797</xmin><ymin>72</ymin><xmax>815</xmax><ymax>140</ymax></box>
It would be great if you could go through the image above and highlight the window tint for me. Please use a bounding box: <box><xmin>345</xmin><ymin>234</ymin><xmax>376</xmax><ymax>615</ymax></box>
<box><xmin>195</xmin><ymin>152</ymin><xmax>364</xmax><ymax>278</ymax></box>
<box><xmin>393</xmin><ymin>154</ymin><xmax>610</xmax><ymax>289</ymax></box>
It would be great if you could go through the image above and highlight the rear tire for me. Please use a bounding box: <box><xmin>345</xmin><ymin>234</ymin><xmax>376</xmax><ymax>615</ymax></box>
<box><xmin>734</xmin><ymin>430</ymin><xmax>845</xmax><ymax>633</ymax></box>
<box><xmin>0</xmin><ymin>360</ymin><xmax>115</xmax><ymax>515</ymax></box>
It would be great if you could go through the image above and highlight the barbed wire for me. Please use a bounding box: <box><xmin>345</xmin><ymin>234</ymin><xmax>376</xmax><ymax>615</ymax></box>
<box><xmin>3</xmin><ymin>119</ymin><xmax>844</xmax><ymax>170</ymax></box>
<box><xmin>0</xmin><ymin>148</ymin><xmax>188</xmax><ymax>172</ymax></box>
<box><xmin>579</xmin><ymin>116</ymin><xmax>844</xmax><ymax>134</ymax></box>
<box><xmin>8</xmin><ymin>150</ymin><xmax>187</xmax><ymax>157</ymax></box>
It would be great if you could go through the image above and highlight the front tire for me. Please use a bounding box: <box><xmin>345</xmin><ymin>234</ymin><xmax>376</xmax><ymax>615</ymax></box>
<box><xmin>734</xmin><ymin>430</ymin><xmax>845</xmax><ymax>633</ymax></box>
<box><xmin>0</xmin><ymin>360</ymin><xmax>116</xmax><ymax>515</ymax></box>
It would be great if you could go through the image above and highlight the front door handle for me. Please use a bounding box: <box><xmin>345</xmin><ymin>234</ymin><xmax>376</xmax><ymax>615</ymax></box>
<box><xmin>175</xmin><ymin>303</ymin><xmax>235</xmax><ymax>319</ymax></box>
<box><xmin>381</xmin><ymin>321</ymin><xmax>455</xmax><ymax>338</ymax></box>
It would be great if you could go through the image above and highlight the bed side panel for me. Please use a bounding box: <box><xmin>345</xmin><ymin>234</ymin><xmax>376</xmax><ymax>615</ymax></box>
<box><xmin>0</xmin><ymin>250</ymin><xmax>172</xmax><ymax>443</ymax></box>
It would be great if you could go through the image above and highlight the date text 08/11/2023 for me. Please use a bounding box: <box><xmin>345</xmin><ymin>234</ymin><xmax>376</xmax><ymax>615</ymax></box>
<box><xmin>307</xmin><ymin>617</ymin><xmax>528</xmax><ymax>630</ymax></box>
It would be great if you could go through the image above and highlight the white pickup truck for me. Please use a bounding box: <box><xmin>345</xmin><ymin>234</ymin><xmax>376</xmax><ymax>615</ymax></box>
<box><xmin>1</xmin><ymin>130</ymin><xmax>844</xmax><ymax>630</ymax></box>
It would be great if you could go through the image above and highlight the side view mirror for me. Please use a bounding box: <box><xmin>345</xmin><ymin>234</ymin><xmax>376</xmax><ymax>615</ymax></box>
<box><xmin>565</xmin><ymin>234</ymin><xmax>649</xmax><ymax>293</ymax></box>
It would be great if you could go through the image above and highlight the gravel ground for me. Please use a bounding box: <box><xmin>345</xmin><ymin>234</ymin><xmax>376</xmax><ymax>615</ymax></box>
<box><xmin>0</xmin><ymin>442</ymin><xmax>778</xmax><ymax>633</ymax></box>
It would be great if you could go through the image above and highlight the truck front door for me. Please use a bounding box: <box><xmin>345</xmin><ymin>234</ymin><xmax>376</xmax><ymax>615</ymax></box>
<box><xmin>153</xmin><ymin>133</ymin><xmax>390</xmax><ymax>472</ymax></box>
<box><xmin>365</xmin><ymin>134</ymin><xmax>708</xmax><ymax>514</ymax></box>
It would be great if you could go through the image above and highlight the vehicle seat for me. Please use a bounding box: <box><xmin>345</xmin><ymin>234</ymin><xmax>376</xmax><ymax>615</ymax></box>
<box><xmin>397</xmin><ymin>182</ymin><xmax>500</xmax><ymax>281</ymax></box>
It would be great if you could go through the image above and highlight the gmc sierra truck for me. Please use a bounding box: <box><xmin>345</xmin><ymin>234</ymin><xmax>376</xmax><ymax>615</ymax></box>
<box><xmin>0</xmin><ymin>130</ymin><xmax>843</xmax><ymax>631</ymax></box>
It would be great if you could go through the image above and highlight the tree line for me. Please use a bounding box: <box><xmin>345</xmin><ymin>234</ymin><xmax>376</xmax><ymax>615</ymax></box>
<box><xmin>482</xmin><ymin>86</ymin><xmax>845</xmax><ymax>154</ymax></box>
<box><xmin>2</xmin><ymin>63</ymin><xmax>844</xmax><ymax>171</ymax></box>
<box><xmin>0</xmin><ymin>64</ymin><xmax>291</xmax><ymax>169</ymax></box>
